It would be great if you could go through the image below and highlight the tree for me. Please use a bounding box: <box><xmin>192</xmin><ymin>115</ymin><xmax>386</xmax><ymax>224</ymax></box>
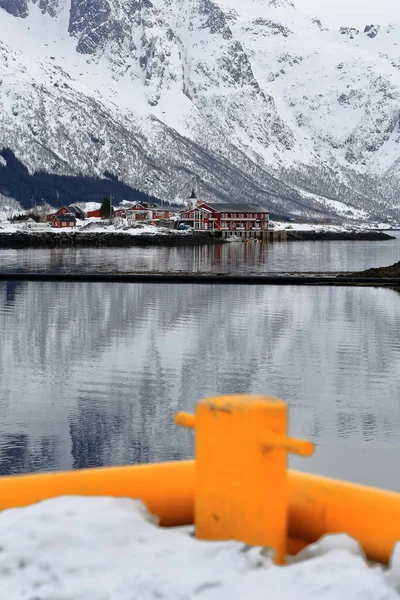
<box><xmin>100</xmin><ymin>196</ymin><xmax>112</xmax><ymax>218</ymax></box>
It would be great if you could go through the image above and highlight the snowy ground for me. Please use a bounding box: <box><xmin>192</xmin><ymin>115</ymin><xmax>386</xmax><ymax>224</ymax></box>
<box><xmin>0</xmin><ymin>218</ymin><xmax>394</xmax><ymax>237</ymax></box>
<box><xmin>267</xmin><ymin>220</ymin><xmax>393</xmax><ymax>232</ymax></box>
<box><xmin>0</xmin><ymin>220</ymin><xmax>190</xmax><ymax>236</ymax></box>
<box><xmin>0</xmin><ymin>496</ymin><xmax>399</xmax><ymax>600</ymax></box>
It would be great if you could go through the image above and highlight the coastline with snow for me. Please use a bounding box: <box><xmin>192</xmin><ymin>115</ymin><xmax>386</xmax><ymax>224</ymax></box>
<box><xmin>0</xmin><ymin>223</ymin><xmax>395</xmax><ymax>248</ymax></box>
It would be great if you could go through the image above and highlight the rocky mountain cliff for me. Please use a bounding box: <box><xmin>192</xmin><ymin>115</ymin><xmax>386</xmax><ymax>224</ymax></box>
<box><xmin>1</xmin><ymin>0</ymin><xmax>400</xmax><ymax>221</ymax></box>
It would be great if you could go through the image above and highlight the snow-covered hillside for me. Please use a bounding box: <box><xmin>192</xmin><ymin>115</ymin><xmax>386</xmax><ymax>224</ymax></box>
<box><xmin>0</xmin><ymin>192</ymin><xmax>22</xmax><ymax>221</ymax></box>
<box><xmin>1</xmin><ymin>0</ymin><xmax>400</xmax><ymax>221</ymax></box>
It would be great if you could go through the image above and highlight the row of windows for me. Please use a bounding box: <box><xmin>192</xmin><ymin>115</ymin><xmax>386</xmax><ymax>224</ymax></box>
<box><xmin>182</xmin><ymin>212</ymin><xmax>267</xmax><ymax>219</ymax></box>
<box><xmin>221</xmin><ymin>213</ymin><xmax>266</xmax><ymax>219</ymax></box>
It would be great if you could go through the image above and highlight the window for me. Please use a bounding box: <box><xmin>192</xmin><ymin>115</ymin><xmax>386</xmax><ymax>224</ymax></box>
<box><xmin>62</xmin><ymin>222</ymin><xmax>66</xmax><ymax>227</ymax></box>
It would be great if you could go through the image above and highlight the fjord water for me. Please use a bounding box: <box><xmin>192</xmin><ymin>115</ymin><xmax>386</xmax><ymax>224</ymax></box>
<box><xmin>0</xmin><ymin>232</ymin><xmax>400</xmax><ymax>274</ymax></box>
<box><xmin>1</xmin><ymin>236</ymin><xmax>400</xmax><ymax>490</ymax></box>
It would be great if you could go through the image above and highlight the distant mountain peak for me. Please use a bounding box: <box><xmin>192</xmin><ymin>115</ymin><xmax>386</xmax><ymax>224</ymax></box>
<box><xmin>0</xmin><ymin>0</ymin><xmax>399</xmax><ymax>222</ymax></box>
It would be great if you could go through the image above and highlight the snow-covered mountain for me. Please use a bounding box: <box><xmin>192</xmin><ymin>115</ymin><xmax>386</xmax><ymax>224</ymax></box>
<box><xmin>1</xmin><ymin>0</ymin><xmax>400</xmax><ymax>221</ymax></box>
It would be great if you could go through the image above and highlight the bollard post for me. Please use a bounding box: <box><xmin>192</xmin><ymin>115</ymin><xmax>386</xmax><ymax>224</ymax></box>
<box><xmin>176</xmin><ymin>395</ymin><xmax>313</xmax><ymax>565</ymax></box>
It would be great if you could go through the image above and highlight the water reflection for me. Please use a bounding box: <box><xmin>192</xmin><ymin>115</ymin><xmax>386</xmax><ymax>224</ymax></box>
<box><xmin>1</xmin><ymin>281</ymin><xmax>400</xmax><ymax>491</ymax></box>
<box><xmin>0</xmin><ymin>434</ymin><xmax>59</xmax><ymax>474</ymax></box>
<box><xmin>0</xmin><ymin>232</ymin><xmax>399</xmax><ymax>274</ymax></box>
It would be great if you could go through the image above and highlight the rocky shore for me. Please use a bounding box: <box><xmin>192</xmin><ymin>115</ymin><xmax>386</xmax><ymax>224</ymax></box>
<box><xmin>286</xmin><ymin>230</ymin><xmax>395</xmax><ymax>241</ymax></box>
<box><xmin>0</xmin><ymin>228</ymin><xmax>395</xmax><ymax>248</ymax></box>
<box><xmin>0</xmin><ymin>230</ymin><xmax>225</xmax><ymax>248</ymax></box>
<box><xmin>346</xmin><ymin>261</ymin><xmax>400</xmax><ymax>278</ymax></box>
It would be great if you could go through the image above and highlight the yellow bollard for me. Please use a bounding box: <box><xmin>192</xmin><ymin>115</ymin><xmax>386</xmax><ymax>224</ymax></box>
<box><xmin>176</xmin><ymin>395</ymin><xmax>314</xmax><ymax>565</ymax></box>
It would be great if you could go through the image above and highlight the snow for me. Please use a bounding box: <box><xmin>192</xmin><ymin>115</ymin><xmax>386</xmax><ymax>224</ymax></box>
<box><xmin>0</xmin><ymin>221</ymin><xmax>191</xmax><ymax>236</ymax></box>
<box><xmin>295</xmin><ymin>0</ymin><xmax>400</xmax><ymax>27</ymax></box>
<box><xmin>269</xmin><ymin>221</ymin><xmax>369</xmax><ymax>233</ymax></box>
<box><xmin>72</xmin><ymin>202</ymin><xmax>101</xmax><ymax>213</ymax></box>
<box><xmin>80</xmin><ymin>223</ymin><xmax>184</xmax><ymax>236</ymax></box>
<box><xmin>0</xmin><ymin>194</ymin><xmax>23</xmax><ymax>222</ymax></box>
<box><xmin>0</xmin><ymin>495</ymin><xmax>399</xmax><ymax>600</ymax></box>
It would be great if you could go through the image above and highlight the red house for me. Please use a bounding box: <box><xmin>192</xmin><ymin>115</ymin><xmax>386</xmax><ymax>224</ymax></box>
<box><xmin>178</xmin><ymin>201</ymin><xmax>269</xmax><ymax>238</ymax></box>
<box><xmin>86</xmin><ymin>208</ymin><xmax>102</xmax><ymax>218</ymax></box>
<box><xmin>50</xmin><ymin>214</ymin><xmax>77</xmax><ymax>228</ymax></box>
<box><xmin>47</xmin><ymin>205</ymin><xmax>86</xmax><ymax>221</ymax></box>
<box><xmin>47</xmin><ymin>206</ymin><xmax>72</xmax><ymax>222</ymax></box>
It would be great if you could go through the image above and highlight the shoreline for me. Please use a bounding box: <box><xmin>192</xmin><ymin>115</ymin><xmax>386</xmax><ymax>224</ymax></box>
<box><xmin>0</xmin><ymin>230</ymin><xmax>225</xmax><ymax>248</ymax></box>
<box><xmin>0</xmin><ymin>229</ymin><xmax>395</xmax><ymax>248</ymax></box>
<box><xmin>0</xmin><ymin>272</ymin><xmax>399</xmax><ymax>288</ymax></box>
<box><xmin>285</xmin><ymin>230</ymin><xmax>395</xmax><ymax>241</ymax></box>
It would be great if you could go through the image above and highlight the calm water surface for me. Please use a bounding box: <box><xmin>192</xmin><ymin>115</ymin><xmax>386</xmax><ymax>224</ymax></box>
<box><xmin>1</xmin><ymin>277</ymin><xmax>400</xmax><ymax>490</ymax></box>
<box><xmin>0</xmin><ymin>231</ymin><xmax>399</xmax><ymax>273</ymax></box>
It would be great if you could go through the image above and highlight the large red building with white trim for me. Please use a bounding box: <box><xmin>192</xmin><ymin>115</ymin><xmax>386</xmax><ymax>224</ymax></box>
<box><xmin>178</xmin><ymin>201</ymin><xmax>269</xmax><ymax>238</ymax></box>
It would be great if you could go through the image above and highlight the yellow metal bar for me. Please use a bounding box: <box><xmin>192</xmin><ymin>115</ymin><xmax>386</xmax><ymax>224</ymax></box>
<box><xmin>0</xmin><ymin>461</ymin><xmax>195</xmax><ymax>528</ymax></box>
<box><xmin>1</xmin><ymin>461</ymin><xmax>400</xmax><ymax>562</ymax></box>
<box><xmin>3</xmin><ymin>387</ymin><xmax>400</xmax><ymax>566</ymax></box>
<box><xmin>174</xmin><ymin>412</ymin><xmax>195</xmax><ymax>429</ymax></box>
<box><xmin>261</xmin><ymin>432</ymin><xmax>314</xmax><ymax>457</ymax></box>
<box><xmin>288</xmin><ymin>470</ymin><xmax>400</xmax><ymax>565</ymax></box>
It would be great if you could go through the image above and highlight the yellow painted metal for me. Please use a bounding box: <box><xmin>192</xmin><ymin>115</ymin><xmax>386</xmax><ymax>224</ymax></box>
<box><xmin>3</xmin><ymin>395</ymin><xmax>400</xmax><ymax>564</ymax></box>
<box><xmin>0</xmin><ymin>461</ymin><xmax>195</xmax><ymax>528</ymax></box>
<box><xmin>176</xmin><ymin>395</ymin><xmax>314</xmax><ymax>565</ymax></box>
<box><xmin>3</xmin><ymin>460</ymin><xmax>400</xmax><ymax>562</ymax></box>
<box><xmin>288</xmin><ymin>470</ymin><xmax>400</xmax><ymax>565</ymax></box>
<box><xmin>261</xmin><ymin>432</ymin><xmax>314</xmax><ymax>457</ymax></box>
<box><xmin>175</xmin><ymin>413</ymin><xmax>195</xmax><ymax>428</ymax></box>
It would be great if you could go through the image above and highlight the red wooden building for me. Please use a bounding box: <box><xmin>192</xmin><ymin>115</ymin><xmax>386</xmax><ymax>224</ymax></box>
<box><xmin>86</xmin><ymin>208</ymin><xmax>103</xmax><ymax>218</ymax></box>
<box><xmin>178</xmin><ymin>202</ymin><xmax>269</xmax><ymax>238</ymax></box>
<box><xmin>48</xmin><ymin>205</ymin><xmax>86</xmax><ymax>221</ymax></box>
<box><xmin>50</xmin><ymin>214</ymin><xmax>77</xmax><ymax>228</ymax></box>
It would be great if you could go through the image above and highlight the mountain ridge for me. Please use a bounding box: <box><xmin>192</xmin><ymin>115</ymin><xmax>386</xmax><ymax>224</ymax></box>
<box><xmin>0</xmin><ymin>0</ymin><xmax>399</xmax><ymax>221</ymax></box>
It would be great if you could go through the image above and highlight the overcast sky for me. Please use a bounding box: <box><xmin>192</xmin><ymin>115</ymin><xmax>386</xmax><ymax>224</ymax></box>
<box><xmin>294</xmin><ymin>0</ymin><xmax>400</xmax><ymax>24</ymax></box>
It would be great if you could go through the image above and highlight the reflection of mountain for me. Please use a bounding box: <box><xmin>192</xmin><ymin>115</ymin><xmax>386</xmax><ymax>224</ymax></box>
<box><xmin>1</xmin><ymin>280</ymin><xmax>400</xmax><ymax>482</ymax></box>
<box><xmin>0</xmin><ymin>433</ymin><xmax>59</xmax><ymax>475</ymax></box>
<box><xmin>3</xmin><ymin>280</ymin><xmax>23</xmax><ymax>306</ymax></box>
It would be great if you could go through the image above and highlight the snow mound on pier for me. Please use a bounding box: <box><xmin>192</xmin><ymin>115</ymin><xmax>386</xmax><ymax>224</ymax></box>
<box><xmin>0</xmin><ymin>495</ymin><xmax>399</xmax><ymax>599</ymax></box>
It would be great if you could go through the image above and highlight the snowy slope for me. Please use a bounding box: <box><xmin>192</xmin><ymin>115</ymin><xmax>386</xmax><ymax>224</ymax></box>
<box><xmin>0</xmin><ymin>192</ymin><xmax>22</xmax><ymax>221</ymax></box>
<box><xmin>1</xmin><ymin>0</ymin><xmax>400</xmax><ymax>220</ymax></box>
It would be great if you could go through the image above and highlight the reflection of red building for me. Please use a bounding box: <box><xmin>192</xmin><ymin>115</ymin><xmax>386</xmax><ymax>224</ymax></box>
<box><xmin>179</xmin><ymin>202</ymin><xmax>269</xmax><ymax>238</ymax></box>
